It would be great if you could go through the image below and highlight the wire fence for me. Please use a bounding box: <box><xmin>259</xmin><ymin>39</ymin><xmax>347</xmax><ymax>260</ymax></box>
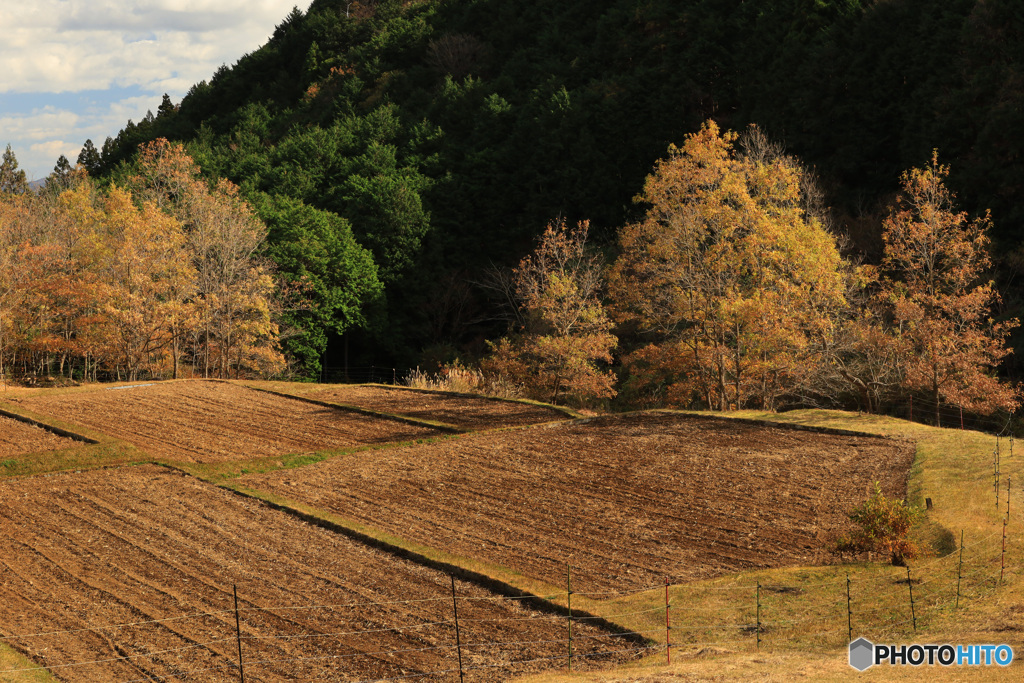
<box><xmin>0</xmin><ymin>496</ymin><xmax>1018</xmax><ymax>682</ymax></box>
<box><xmin>0</xmin><ymin>584</ymin><xmax>657</xmax><ymax>682</ymax></box>
<box><xmin>0</xmin><ymin>391</ymin><xmax>1018</xmax><ymax>679</ymax></box>
<box><xmin>886</xmin><ymin>393</ymin><xmax>1017</xmax><ymax>436</ymax></box>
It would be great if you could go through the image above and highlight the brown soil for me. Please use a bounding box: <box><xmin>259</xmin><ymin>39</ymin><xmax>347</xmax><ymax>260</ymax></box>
<box><xmin>292</xmin><ymin>385</ymin><xmax>567</xmax><ymax>430</ymax></box>
<box><xmin>0</xmin><ymin>415</ymin><xmax>81</xmax><ymax>459</ymax></box>
<box><xmin>0</xmin><ymin>466</ymin><xmax>640</xmax><ymax>682</ymax></box>
<box><xmin>12</xmin><ymin>381</ymin><xmax>443</xmax><ymax>463</ymax></box>
<box><xmin>237</xmin><ymin>412</ymin><xmax>915</xmax><ymax>593</ymax></box>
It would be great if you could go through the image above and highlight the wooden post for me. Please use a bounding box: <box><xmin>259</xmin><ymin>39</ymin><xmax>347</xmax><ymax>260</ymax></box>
<box><xmin>956</xmin><ymin>531</ymin><xmax>964</xmax><ymax>609</ymax></box>
<box><xmin>909</xmin><ymin>395</ymin><xmax>913</xmax><ymax>422</ymax></box>
<box><xmin>960</xmin><ymin>406</ymin><xmax>964</xmax><ymax>430</ymax></box>
<box><xmin>906</xmin><ymin>567</ymin><xmax>916</xmax><ymax>631</ymax></box>
<box><xmin>567</xmin><ymin>563</ymin><xmax>573</xmax><ymax>671</ymax></box>
<box><xmin>665</xmin><ymin>578</ymin><xmax>671</xmax><ymax>664</ymax></box>
<box><xmin>755</xmin><ymin>582</ymin><xmax>761</xmax><ymax>651</ymax></box>
<box><xmin>451</xmin><ymin>576</ymin><xmax>464</xmax><ymax>683</ymax></box>
<box><xmin>996</xmin><ymin>447</ymin><xmax>1001</xmax><ymax>509</ymax></box>
<box><xmin>846</xmin><ymin>574</ymin><xmax>852</xmax><ymax>643</ymax></box>
<box><xmin>1001</xmin><ymin>518</ymin><xmax>1008</xmax><ymax>585</ymax></box>
<box><xmin>233</xmin><ymin>584</ymin><xmax>245</xmax><ymax>683</ymax></box>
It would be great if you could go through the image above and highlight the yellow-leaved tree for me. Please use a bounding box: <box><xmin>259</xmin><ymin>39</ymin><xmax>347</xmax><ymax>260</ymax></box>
<box><xmin>96</xmin><ymin>187</ymin><xmax>195</xmax><ymax>380</ymax></box>
<box><xmin>609</xmin><ymin>121</ymin><xmax>847</xmax><ymax>410</ymax></box>
<box><xmin>482</xmin><ymin>220</ymin><xmax>616</xmax><ymax>406</ymax></box>
<box><xmin>879</xmin><ymin>152</ymin><xmax>1018</xmax><ymax>423</ymax></box>
<box><xmin>131</xmin><ymin>139</ymin><xmax>284</xmax><ymax>378</ymax></box>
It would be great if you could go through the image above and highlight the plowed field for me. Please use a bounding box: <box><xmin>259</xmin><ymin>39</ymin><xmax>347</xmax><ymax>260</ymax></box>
<box><xmin>13</xmin><ymin>381</ymin><xmax>443</xmax><ymax>463</ymax></box>
<box><xmin>237</xmin><ymin>412</ymin><xmax>915</xmax><ymax>592</ymax></box>
<box><xmin>0</xmin><ymin>415</ymin><xmax>82</xmax><ymax>458</ymax></box>
<box><xmin>282</xmin><ymin>384</ymin><xmax>568</xmax><ymax>430</ymax></box>
<box><xmin>0</xmin><ymin>466</ymin><xmax>638</xmax><ymax>682</ymax></box>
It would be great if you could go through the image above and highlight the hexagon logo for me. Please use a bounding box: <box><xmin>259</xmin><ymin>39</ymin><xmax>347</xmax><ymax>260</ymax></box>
<box><xmin>849</xmin><ymin>637</ymin><xmax>874</xmax><ymax>671</ymax></box>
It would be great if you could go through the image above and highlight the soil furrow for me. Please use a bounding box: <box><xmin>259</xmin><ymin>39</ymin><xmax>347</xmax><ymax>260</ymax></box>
<box><xmin>238</xmin><ymin>412</ymin><xmax>913</xmax><ymax>591</ymax></box>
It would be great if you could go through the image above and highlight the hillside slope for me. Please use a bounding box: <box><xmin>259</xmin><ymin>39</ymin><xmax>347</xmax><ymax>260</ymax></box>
<box><xmin>93</xmin><ymin>0</ymin><xmax>1024</xmax><ymax>372</ymax></box>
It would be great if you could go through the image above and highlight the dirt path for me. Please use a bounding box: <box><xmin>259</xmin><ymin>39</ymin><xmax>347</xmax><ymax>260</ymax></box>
<box><xmin>237</xmin><ymin>412</ymin><xmax>915</xmax><ymax>593</ymax></box>
<box><xmin>0</xmin><ymin>466</ymin><xmax>639</xmax><ymax>682</ymax></box>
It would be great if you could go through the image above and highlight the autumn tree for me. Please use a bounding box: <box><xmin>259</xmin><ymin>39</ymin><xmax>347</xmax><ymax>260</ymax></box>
<box><xmin>879</xmin><ymin>152</ymin><xmax>1018</xmax><ymax>423</ymax></box>
<box><xmin>610</xmin><ymin>121</ymin><xmax>847</xmax><ymax>410</ymax></box>
<box><xmin>96</xmin><ymin>187</ymin><xmax>196</xmax><ymax>380</ymax></box>
<box><xmin>131</xmin><ymin>139</ymin><xmax>284</xmax><ymax>378</ymax></box>
<box><xmin>483</xmin><ymin>220</ymin><xmax>616</xmax><ymax>406</ymax></box>
<box><xmin>836</xmin><ymin>482</ymin><xmax>922</xmax><ymax>566</ymax></box>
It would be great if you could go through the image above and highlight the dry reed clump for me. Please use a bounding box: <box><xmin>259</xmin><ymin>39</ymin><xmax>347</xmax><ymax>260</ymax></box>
<box><xmin>404</xmin><ymin>362</ymin><xmax>522</xmax><ymax>399</ymax></box>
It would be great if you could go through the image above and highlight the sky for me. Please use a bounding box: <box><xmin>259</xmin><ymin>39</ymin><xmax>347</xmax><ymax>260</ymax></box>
<box><xmin>1</xmin><ymin>0</ymin><xmax>307</xmax><ymax>180</ymax></box>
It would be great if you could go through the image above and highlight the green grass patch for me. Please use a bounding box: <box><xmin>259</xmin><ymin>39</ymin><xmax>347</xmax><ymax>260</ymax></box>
<box><xmin>0</xmin><ymin>442</ymin><xmax>143</xmax><ymax>480</ymax></box>
<box><xmin>0</xmin><ymin>643</ymin><xmax>55</xmax><ymax>682</ymax></box>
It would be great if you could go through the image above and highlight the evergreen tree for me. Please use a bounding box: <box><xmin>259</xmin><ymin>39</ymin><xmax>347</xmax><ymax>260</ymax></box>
<box><xmin>46</xmin><ymin>155</ymin><xmax>75</xmax><ymax>192</ymax></box>
<box><xmin>77</xmin><ymin>139</ymin><xmax>102</xmax><ymax>176</ymax></box>
<box><xmin>0</xmin><ymin>145</ymin><xmax>28</xmax><ymax>195</ymax></box>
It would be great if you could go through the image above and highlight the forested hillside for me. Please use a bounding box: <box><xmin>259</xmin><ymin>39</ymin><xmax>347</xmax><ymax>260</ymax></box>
<box><xmin>86</xmin><ymin>0</ymin><xmax>1024</xmax><ymax>379</ymax></box>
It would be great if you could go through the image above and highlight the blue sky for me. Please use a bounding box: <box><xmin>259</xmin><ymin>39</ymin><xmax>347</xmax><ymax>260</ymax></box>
<box><xmin>1</xmin><ymin>1</ymin><xmax>306</xmax><ymax>179</ymax></box>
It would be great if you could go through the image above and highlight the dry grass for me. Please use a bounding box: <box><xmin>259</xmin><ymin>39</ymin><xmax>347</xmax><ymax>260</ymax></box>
<box><xmin>405</xmin><ymin>364</ymin><xmax>524</xmax><ymax>398</ymax></box>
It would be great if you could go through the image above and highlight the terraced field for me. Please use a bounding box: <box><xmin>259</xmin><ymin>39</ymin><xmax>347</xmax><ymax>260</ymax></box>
<box><xmin>0</xmin><ymin>466</ymin><xmax>637</xmax><ymax>682</ymax></box>
<box><xmin>236</xmin><ymin>412</ymin><xmax>915</xmax><ymax>592</ymax></box>
<box><xmin>0</xmin><ymin>382</ymin><xmax>921</xmax><ymax>681</ymax></box>
<box><xmin>250</xmin><ymin>383</ymin><xmax>569</xmax><ymax>431</ymax></box>
<box><xmin>11</xmin><ymin>381</ymin><xmax>443</xmax><ymax>463</ymax></box>
<box><xmin>0</xmin><ymin>415</ymin><xmax>84</xmax><ymax>459</ymax></box>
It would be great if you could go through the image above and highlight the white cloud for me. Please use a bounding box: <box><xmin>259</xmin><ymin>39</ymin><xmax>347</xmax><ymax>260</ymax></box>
<box><xmin>30</xmin><ymin>140</ymin><xmax>83</xmax><ymax>168</ymax></box>
<box><xmin>0</xmin><ymin>0</ymin><xmax>305</xmax><ymax>177</ymax></box>
<box><xmin>0</xmin><ymin>1</ymin><xmax>304</xmax><ymax>94</ymax></box>
<box><xmin>0</xmin><ymin>107</ymin><xmax>80</xmax><ymax>143</ymax></box>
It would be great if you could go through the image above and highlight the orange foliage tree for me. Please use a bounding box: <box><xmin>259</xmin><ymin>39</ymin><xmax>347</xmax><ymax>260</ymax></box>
<box><xmin>879</xmin><ymin>152</ymin><xmax>1018</xmax><ymax>423</ymax></box>
<box><xmin>131</xmin><ymin>139</ymin><xmax>283</xmax><ymax>378</ymax></box>
<box><xmin>609</xmin><ymin>121</ymin><xmax>846</xmax><ymax>410</ymax></box>
<box><xmin>483</xmin><ymin>220</ymin><xmax>616</xmax><ymax>406</ymax></box>
<box><xmin>96</xmin><ymin>188</ymin><xmax>196</xmax><ymax>380</ymax></box>
<box><xmin>0</xmin><ymin>142</ymin><xmax>284</xmax><ymax>382</ymax></box>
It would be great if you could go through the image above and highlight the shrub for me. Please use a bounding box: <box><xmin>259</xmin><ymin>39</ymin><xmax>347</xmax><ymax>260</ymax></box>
<box><xmin>836</xmin><ymin>482</ymin><xmax>923</xmax><ymax>566</ymax></box>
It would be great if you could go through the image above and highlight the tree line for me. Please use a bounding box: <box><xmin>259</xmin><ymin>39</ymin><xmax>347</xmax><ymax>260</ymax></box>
<box><xmin>1</xmin><ymin>121</ymin><xmax>1015</xmax><ymax>419</ymax></box>
<box><xmin>485</xmin><ymin>122</ymin><xmax>1018</xmax><ymax>420</ymax></box>
<box><xmin>0</xmin><ymin>141</ymin><xmax>283</xmax><ymax>382</ymax></box>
